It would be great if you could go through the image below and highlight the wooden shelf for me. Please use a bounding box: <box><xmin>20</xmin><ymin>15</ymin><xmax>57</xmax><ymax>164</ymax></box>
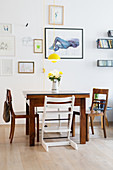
<box><xmin>97</xmin><ymin>39</ymin><xmax>113</xmax><ymax>49</ymax></box>
<box><xmin>97</xmin><ymin>60</ymin><xmax>113</xmax><ymax>67</ymax></box>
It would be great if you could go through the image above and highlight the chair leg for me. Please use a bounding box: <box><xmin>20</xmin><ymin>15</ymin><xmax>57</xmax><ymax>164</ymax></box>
<box><xmin>105</xmin><ymin>115</ymin><xmax>109</xmax><ymax>127</ymax></box>
<box><xmin>9</xmin><ymin>117</ymin><xmax>13</xmax><ymax>139</ymax></box>
<box><xmin>86</xmin><ymin>114</ymin><xmax>89</xmax><ymax>141</ymax></box>
<box><xmin>90</xmin><ymin>116</ymin><xmax>94</xmax><ymax>135</ymax></box>
<box><xmin>10</xmin><ymin>118</ymin><xmax>15</xmax><ymax>143</ymax></box>
<box><xmin>101</xmin><ymin>116</ymin><xmax>103</xmax><ymax>129</ymax></box>
<box><xmin>72</xmin><ymin>113</ymin><xmax>75</xmax><ymax>137</ymax></box>
<box><xmin>103</xmin><ymin>115</ymin><xmax>107</xmax><ymax>138</ymax></box>
<box><xmin>37</xmin><ymin>114</ymin><xmax>39</xmax><ymax>142</ymax></box>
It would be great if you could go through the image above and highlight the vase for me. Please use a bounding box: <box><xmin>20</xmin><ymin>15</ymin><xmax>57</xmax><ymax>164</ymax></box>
<box><xmin>52</xmin><ymin>79</ymin><xmax>59</xmax><ymax>93</ymax></box>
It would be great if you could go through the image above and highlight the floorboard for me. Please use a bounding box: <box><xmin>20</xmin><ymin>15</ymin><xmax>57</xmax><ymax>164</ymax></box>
<box><xmin>0</xmin><ymin>124</ymin><xmax>113</xmax><ymax>170</ymax></box>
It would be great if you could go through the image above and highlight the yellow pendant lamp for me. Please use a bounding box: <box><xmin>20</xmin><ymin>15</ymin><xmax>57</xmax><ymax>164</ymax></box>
<box><xmin>48</xmin><ymin>53</ymin><xmax>60</xmax><ymax>63</ymax></box>
<box><xmin>48</xmin><ymin>0</ymin><xmax>60</xmax><ymax>63</ymax></box>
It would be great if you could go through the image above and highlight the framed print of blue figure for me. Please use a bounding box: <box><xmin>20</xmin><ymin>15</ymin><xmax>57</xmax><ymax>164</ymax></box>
<box><xmin>45</xmin><ymin>28</ymin><xmax>83</xmax><ymax>59</ymax></box>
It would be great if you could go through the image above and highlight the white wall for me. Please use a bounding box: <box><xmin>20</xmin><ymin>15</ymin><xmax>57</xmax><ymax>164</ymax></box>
<box><xmin>0</xmin><ymin>0</ymin><xmax>113</xmax><ymax>124</ymax></box>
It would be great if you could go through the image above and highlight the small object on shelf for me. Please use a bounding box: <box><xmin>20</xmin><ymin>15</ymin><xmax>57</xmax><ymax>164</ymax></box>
<box><xmin>97</xmin><ymin>39</ymin><xmax>113</xmax><ymax>49</ymax></box>
<box><xmin>97</xmin><ymin>60</ymin><xmax>113</xmax><ymax>67</ymax></box>
<box><xmin>108</xmin><ymin>30</ymin><xmax>113</xmax><ymax>37</ymax></box>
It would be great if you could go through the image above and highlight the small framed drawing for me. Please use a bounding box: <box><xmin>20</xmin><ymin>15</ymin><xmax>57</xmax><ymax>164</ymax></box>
<box><xmin>22</xmin><ymin>37</ymin><xmax>33</xmax><ymax>46</ymax></box>
<box><xmin>0</xmin><ymin>59</ymin><xmax>13</xmax><ymax>76</ymax></box>
<box><xmin>18</xmin><ymin>61</ymin><xmax>34</xmax><ymax>74</ymax></box>
<box><xmin>0</xmin><ymin>23</ymin><xmax>12</xmax><ymax>34</ymax></box>
<box><xmin>1</xmin><ymin>59</ymin><xmax>13</xmax><ymax>75</ymax></box>
<box><xmin>0</xmin><ymin>36</ymin><xmax>15</xmax><ymax>56</ymax></box>
<box><xmin>45</xmin><ymin>28</ymin><xmax>83</xmax><ymax>59</ymax></box>
<box><xmin>33</xmin><ymin>39</ymin><xmax>43</xmax><ymax>53</ymax></box>
<box><xmin>49</xmin><ymin>5</ymin><xmax>64</xmax><ymax>25</ymax></box>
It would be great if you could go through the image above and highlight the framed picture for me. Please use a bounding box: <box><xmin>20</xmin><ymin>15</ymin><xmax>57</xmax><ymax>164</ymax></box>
<box><xmin>0</xmin><ymin>36</ymin><xmax>15</xmax><ymax>56</ymax></box>
<box><xmin>33</xmin><ymin>39</ymin><xmax>43</xmax><ymax>53</ymax></box>
<box><xmin>45</xmin><ymin>28</ymin><xmax>83</xmax><ymax>59</ymax></box>
<box><xmin>22</xmin><ymin>37</ymin><xmax>33</xmax><ymax>46</ymax></box>
<box><xmin>18</xmin><ymin>61</ymin><xmax>34</xmax><ymax>74</ymax></box>
<box><xmin>0</xmin><ymin>59</ymin><xmax>13</xmax><ymax>76</ymax></box>
<box><xmin>1</xmin><ymin>59</ymin><xmax>13</xmax><ymax>75</ymax></box>
<box><xmin>0</xmin><ymin>23</ymin><xmax>12</xmax><ymax>34</ymax></box>
<box><xmin>49</xmin><ymin>5</ymin><xmax>64</xmax><ymax>25</ymax></box>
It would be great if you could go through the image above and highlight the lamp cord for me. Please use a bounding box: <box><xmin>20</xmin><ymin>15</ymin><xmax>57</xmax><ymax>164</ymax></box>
<box><xmin>43</xmin><ymin>0</ymin><xmax>45</xmax><ymax>90</ymax></box>
<box><xmin>53</xmin><ymin>0</ymin><xmax>55</xmax><ymax>52</ymax></box>
<box><xmin>42</xmin><ymin>0</ymin><xmax>56</xmax><ymax>91</ymax></box>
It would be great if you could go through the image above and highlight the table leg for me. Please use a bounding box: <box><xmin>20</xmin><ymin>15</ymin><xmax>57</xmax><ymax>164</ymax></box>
<box><xmin>29</xmin><ymin>100</ymin><xmax>35</xmax><ymax>146</ymax></box>
<box><xmin>80</xmin><ymin>98</ymin><xmax>86</xmax><ymax>144</ymax></box>
<box><xmin>86</xmin><ymin>114</ymin><xmax>89</xmax><ymax>141</ymax></box>
<box><xmin>37</xmin><ymin>114</ymin><xmax>39</xmax><ymax>142</ymax></box>
<box><xmin>26</xmin><ymin>103</ymin><xmax>29</xmax><ymax>135</ymax></box>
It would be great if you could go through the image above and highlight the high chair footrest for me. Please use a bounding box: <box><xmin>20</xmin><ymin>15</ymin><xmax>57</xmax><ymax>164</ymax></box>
<box><xmin>42</xmin><ymin>140</ymin><xmax>78</xmax><ymax>152</ymax></box>
<box><xmin>44</xmin><ymin>127</ymin><xmax>71</xmax><ymax>133</ymax></box>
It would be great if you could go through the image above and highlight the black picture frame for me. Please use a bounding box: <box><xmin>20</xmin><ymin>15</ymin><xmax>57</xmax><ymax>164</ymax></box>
<box><xmin>45</xmin><ymin>28</ymin><xmax>83</xmax><ymax>59</ymax></box>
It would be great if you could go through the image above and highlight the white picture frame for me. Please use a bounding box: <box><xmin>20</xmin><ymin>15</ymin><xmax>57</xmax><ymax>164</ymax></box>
<box><xmin>0</xmin><ymin>59</ymin><xmax>13</xmax><ymax>76</ymax></box>
<box><xmin>0</xmin><ymin>36</ymin><xmax>15</xmax><ymax>56</ymax></box>
<box><xmin>49</xmin><ymin>5</ymin><xmax>64</xmax><ymax>25</ymax></box>
<box><xmin>0</xmin><ymin>23</ymin><xmax>12</xmax><ymax>34</ymax></box>
<box><xmin>22</xmin><ymin>37</ymin><xmax>33</xmax><ymax>46</ymax></box>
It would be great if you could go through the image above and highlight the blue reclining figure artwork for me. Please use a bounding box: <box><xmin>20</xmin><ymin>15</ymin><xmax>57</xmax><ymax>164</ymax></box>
<box><xmin>49</xmin><ymin>37</ymin><xmax>79</xmax><ymax>51</ymax></box>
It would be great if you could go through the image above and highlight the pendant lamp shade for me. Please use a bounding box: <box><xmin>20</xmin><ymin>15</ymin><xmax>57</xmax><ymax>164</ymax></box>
<box><xmin>48</xmin><ymin>53</ymin><xmax>60</xmax><ymax>63</ymax></box>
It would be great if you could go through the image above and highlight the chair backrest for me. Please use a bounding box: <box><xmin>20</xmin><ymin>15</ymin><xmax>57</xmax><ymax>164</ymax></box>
<box><xmin>6</xmin><ymin>89</ymin><xmax>15</xmax><ymax>116</ymax></box>
<box><xmin>44</xmin><ymin>95</ymin><xmax>75</xmax><ymax>114</ymax></box>
<box><xmin>90</xmin><ymin>88</ymin><xmax>109</xmax><ymax>115</ymax></box>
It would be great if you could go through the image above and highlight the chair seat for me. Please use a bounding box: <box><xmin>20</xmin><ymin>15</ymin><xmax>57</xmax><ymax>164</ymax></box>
<box><xmin>88</xmin><ymin>112</ymin><xmax>104</xmax><ymax>117</ymax></box>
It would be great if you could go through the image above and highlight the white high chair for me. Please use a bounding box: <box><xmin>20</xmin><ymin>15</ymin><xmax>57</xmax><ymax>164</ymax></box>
<box><xmin>41</xmin><ymin>95</ymin><xmax>78</xmax><ymax>152</ymax></box>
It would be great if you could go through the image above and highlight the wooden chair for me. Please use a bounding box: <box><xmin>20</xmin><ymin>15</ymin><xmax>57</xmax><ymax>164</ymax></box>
<box><xmin>6</xmin><ymin>89</ymin><xmax>38</xmax><ymax>143</ymax></box>
<box><xmin>41</xmin><ymin>96</ymin><xmax>78</xmax><ymax>152</ymax></box>
<box><xmin>87</xmin><ymin>88</ymin><xmax>109</xmax><ymax>139</ymax></box>
<box><xmin>73</xmin><ymin>88</ymin><xmax>109</xmax><ymax>141</ymax></box>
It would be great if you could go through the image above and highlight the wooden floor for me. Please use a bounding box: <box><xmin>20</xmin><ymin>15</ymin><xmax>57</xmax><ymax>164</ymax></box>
<box><xmin>0</xmin><ymin>124</ymin><xmax>113</xmax><ymax>170</ymax></box>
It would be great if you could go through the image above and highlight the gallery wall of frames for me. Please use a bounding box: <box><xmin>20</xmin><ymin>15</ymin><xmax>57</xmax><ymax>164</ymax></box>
<box><xmin>0</xmin><ymin>0</ymin><xmax>113</xmax><ymax>124</ymax></box>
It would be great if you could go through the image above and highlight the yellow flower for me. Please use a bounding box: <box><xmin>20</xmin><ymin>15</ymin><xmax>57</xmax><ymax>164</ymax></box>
<box><xmin>48</xmin><ymin>72</ymin><xmax>52</xmax><ymax>77</ymax></box>
<box><xmin>43</xmin><ymin>68</ymin><xmax>45</xmax><ymax>73</ymax></box>
<box><xmin>59</xmin><ymin>71</ymin><xmax>63</xmax><ymax>75</ymax></box>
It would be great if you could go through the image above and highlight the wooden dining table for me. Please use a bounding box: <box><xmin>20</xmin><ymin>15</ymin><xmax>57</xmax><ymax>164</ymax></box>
<box><xmin>23</xmin><ymin>91</ymin><xmax>90</xmax><ymax>146</ymax></box>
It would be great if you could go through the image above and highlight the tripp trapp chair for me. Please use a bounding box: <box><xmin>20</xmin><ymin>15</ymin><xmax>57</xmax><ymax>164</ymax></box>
<box><xmin>41</xmin><ymin>95</ymin><xmax>78</xmax><ymax>152</ymax></box>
